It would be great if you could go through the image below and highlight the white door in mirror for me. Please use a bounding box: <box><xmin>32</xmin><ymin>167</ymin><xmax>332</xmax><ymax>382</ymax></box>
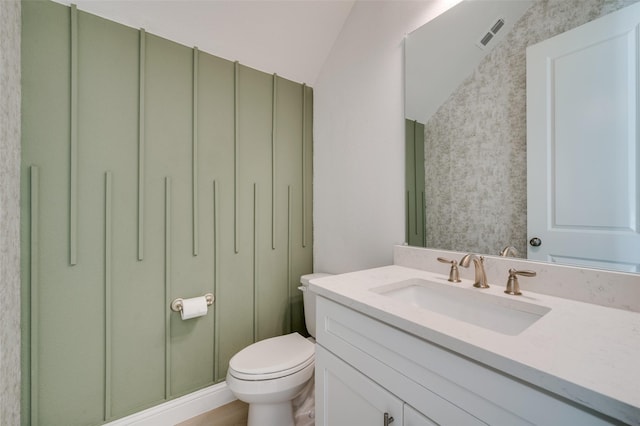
<box><xmin>526</xmin><ymin>2</ymin><xmax>640</xmax><ymax>273</ymax></box>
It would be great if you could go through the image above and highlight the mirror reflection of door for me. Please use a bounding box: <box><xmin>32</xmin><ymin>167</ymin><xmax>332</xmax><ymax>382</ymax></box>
<box><xmin>526</xmin><ymin>2</ymin><xmax>640</xmax><ymax>272</ymax></box>
<box><xmin>406</xmin><ymin>119</ymin><xmax>426</xmax><ymax>247</ymax></box>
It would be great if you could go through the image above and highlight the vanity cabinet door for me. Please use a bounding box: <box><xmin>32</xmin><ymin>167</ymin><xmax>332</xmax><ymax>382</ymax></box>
<box><xmin>404</xmin><ymin>404</ymin><xmax>438</xmax><ymax>426</ymax></box>
<box><xmin>316</xmin><ymin>346</ymin><xmax>403</xmax><ymax>426</ymax></box>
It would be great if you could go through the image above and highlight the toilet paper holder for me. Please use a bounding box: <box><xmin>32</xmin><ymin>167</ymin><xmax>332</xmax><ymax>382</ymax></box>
<box><xmin>170</xmin><ymin>293</ymin><xmax>214</xmax><ymax>313</ymax></box>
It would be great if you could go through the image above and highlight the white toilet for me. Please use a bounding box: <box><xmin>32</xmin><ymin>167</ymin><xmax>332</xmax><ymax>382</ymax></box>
<box><xmin>226</xmin><ymin>273</ymin><xmax>331</xmax><ymax>426</ymax></box>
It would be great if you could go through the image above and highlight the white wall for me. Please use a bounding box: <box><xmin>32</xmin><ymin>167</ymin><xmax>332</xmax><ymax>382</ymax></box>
<box><xmin>313</xmin><ymin>0</ymin><xmax>459</xmax><ymax>274</ymax></box>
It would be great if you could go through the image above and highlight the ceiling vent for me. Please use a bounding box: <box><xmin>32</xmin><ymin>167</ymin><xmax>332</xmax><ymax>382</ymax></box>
<box><xmin>476</xmin><ymin>18</ymin><xmax>505</xmax><ymax>50</ymax></box>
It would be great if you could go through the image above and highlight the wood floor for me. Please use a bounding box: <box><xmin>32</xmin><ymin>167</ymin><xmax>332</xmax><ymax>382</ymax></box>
<box><xmin>177</xmin><ymin>400</ymin><xmax>248</xmax><ymax>426</ymax></box>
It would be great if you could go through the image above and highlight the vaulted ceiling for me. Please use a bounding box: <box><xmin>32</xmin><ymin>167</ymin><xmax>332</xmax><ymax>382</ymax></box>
<box><xmin>51</xmin><ymin>0</ymin><xmax>529</xmax><ymax>114</ymax></box>
<box><xmin>52</xmin><ymin>0</ymin><xmax>356</xmax><ymax>85</ymax></box>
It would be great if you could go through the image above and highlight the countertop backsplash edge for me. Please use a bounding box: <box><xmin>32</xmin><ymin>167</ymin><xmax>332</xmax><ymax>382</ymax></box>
<box><xmin>393</xmin><ymin>245</ymin><xmax>640</xmax><ymax>313</ymax></box>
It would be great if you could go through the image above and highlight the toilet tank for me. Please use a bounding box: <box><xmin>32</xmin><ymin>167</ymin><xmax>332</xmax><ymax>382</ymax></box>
<box><xmin>299</xmin><ymin>273</ymin><xmax>332</xmax><ymax>338</ymax></box>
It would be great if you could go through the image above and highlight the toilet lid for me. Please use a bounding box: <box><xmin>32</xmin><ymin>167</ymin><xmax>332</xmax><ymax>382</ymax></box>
<box><xmin>229</xmin><ymin>333</ymin><xmax>315</xmax><ymax>377</ymax></box>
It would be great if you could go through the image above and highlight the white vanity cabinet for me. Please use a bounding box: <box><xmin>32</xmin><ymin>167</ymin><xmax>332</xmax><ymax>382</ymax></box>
<box><xmin>316</xmin><ymin>345</ymin><xmax>404</xmax><ymax>425</ymax></box>
<box><xmin>314</xmin><ymin>296</ymin><xmax>619</xmax><ymax>426</ymax></box>
<box><xmin>316</xmin><ymin>345</ymin><xmax>438</xmax><ymax>426</ymax></box>
<box><xmin>404</xmin><ymin>405</ymin><xmax>437</xmax><ymax>426</ymax></box>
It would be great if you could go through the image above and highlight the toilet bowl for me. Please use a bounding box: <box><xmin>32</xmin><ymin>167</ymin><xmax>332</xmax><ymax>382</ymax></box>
<box><xmin>226</xmin><ymin>273</ymin><xmax>331</xmax><ymax>426</ymax></box>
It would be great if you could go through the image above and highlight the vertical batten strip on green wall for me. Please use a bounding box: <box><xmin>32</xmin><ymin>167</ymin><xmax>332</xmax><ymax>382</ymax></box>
<box><xmin>286</xmin><ymin>185</ymin><xmax>292</xmax><ymax>333</ymax></box>
<box><xmin>192</xmin><ymin>47</ymin><xmax>199</xmax><ymax>257</ymax></box>
<box><xmin>164</xmin><ymin>176</ymin><xmax>172</xmax><ymax>398</ymax></box>
<box><xmin>212</xmin><ymin>180</ymin><xmax>220</xmax><ymax>381</ymax></box>
<box><xmin>104</xmin><ymin>171</ymin><xmax>113</xmax><ymax>421</ymax></box>
<box><xmin>271</xmin><ymin>74</ymin><xmax>278</xmax><ymax>250</ymax></box>
<box><xmin>421</xmin><ymin>191</ymin><xmax>426</xmax><ymax>246</ymax></box>
<box><xmin>413</xmin><ymin>120</ymin><xmax>424</xmax><ymax>236</ymax></box>
<box><xmin>70</xmin><ymin>5</ymin><xmax>78</xmax><ymax>266</ymax></box>
<box><xmin>405</xmin><ymin>191</ymin><xmax>410</xmax><ymax>244</ymax></box>
<box><xmin>415</xmin><ymin>120</ymin><xmax>426</xmax><ymax>246</ymax></box>
<box><xmin>30</xmin><ymin>166</ymin><xmax>40</xmax><ymax>426</ymax></box>
<box><xmin>253</xmin><ymin>183</ymin><xmax>258</xmax><ymax>342</ymax></box>
<box><xmin>301</xmin><ymin>84</ymin><xmax>307</xmax><ymax>248</ymax></box>
<box><xmin>137</xmin><ymin>29</ymin><xmax>146</xmax><ymax>261</ymax></box>
<box><xmin>233</xmin><ymin>61</ymin><xmax>239</xmax><ymax>254</ymax></box>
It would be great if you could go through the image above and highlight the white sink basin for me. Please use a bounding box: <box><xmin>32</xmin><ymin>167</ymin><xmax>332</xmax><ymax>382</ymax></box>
<box><xmin>372</xmin><ymin>278</ymin><xmax>550</xmax><ymax>335</ymax></box>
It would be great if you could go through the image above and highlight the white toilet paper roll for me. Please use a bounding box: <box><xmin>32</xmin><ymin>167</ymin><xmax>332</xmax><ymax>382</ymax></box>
<box><xmin>180</xmin><ymin>296</ymin><xmax>209</xmax><ymax>320</ymax></box>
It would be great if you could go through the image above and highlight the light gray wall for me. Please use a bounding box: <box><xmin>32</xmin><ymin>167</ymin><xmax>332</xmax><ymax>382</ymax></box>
<box><xmin>0</xmin><ymin>0</ymin><xmax>21</xmax><ymax>425</ymax></box>
<box><xmin>423</xmin><ymin>0</ymin><xmax>639</xmax><ymax>257</ymax></box>
<box><xmin>313</xmin><ymin>1</ymin><xmax>455</xmax><ymax>274</ymax></box>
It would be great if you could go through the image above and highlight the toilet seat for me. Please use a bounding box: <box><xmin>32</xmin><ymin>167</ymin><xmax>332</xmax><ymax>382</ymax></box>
<box><xmin>228</xmin><ymin>333</ymin><xmax>315</xmax><ymax>381</ymax></box>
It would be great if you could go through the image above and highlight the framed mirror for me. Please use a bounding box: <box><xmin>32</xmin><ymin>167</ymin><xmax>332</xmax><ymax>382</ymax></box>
<box><xmin>404</xmin><ymin>0</ymin><xmax>640</xmax><ymax>273</ymax></box>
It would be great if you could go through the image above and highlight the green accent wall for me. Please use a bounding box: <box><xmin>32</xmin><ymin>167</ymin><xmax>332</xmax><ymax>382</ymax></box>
<box><xmin>20</xmin><ymin>2</ymin><xmax>313</xmax><ymax>425</ymax></box>
<box><xmin>406</xmin><ymin>119</ymin><xmax>426</xmax><ymax>247</ymax></box>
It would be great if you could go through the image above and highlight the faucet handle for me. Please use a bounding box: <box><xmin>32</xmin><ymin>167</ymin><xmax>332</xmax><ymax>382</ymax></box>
<box><xmin>437</xmin><ymin>257</ymin><xmax>461</xmax><ymax>283</ymax></box>
<box><xmin>499</xmin><ymin>245</ymin><xmax>519</xmax><ymax>257</ymax></box>
<box><xmin>505</xmin><ymin>269</ymin><xmax>536</xmax><ymax>295</ymax></box>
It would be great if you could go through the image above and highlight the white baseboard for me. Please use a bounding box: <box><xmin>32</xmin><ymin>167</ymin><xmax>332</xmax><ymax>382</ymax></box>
<box><xmin>104</xmin><ymin>382</ymin><xmax>235</xmax><ymax>426</ymax></box>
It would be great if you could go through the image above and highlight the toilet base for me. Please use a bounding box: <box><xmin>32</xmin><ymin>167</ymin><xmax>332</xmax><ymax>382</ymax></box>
<box><xmin>247</xmin><ymin>401</ymin><xmax>294</xmax><ymax>426</ymax></box>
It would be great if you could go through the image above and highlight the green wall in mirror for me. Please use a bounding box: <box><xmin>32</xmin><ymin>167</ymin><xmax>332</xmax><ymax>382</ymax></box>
<box><xmin>405</xmin><ymin>119</ymin><xmax>425</xmax><ymax>247</ymax></box>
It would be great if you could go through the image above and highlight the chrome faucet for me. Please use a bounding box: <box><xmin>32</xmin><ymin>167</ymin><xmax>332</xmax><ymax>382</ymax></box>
<box><xmin>459</xmin><ymin>254</ymin><xmax>489</xmax><ymax>288</ymax></box>
<box><xmin>499</xmin><ymin>246</ymin><xmax>519</xmax><ymax>257</ymax></box>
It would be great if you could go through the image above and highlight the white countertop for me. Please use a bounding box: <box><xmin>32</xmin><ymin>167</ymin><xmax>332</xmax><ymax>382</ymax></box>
<box><xmin>309</xmin><ymin>265</ymin><xmax>640</xmax><ymax>425</ymax></box>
